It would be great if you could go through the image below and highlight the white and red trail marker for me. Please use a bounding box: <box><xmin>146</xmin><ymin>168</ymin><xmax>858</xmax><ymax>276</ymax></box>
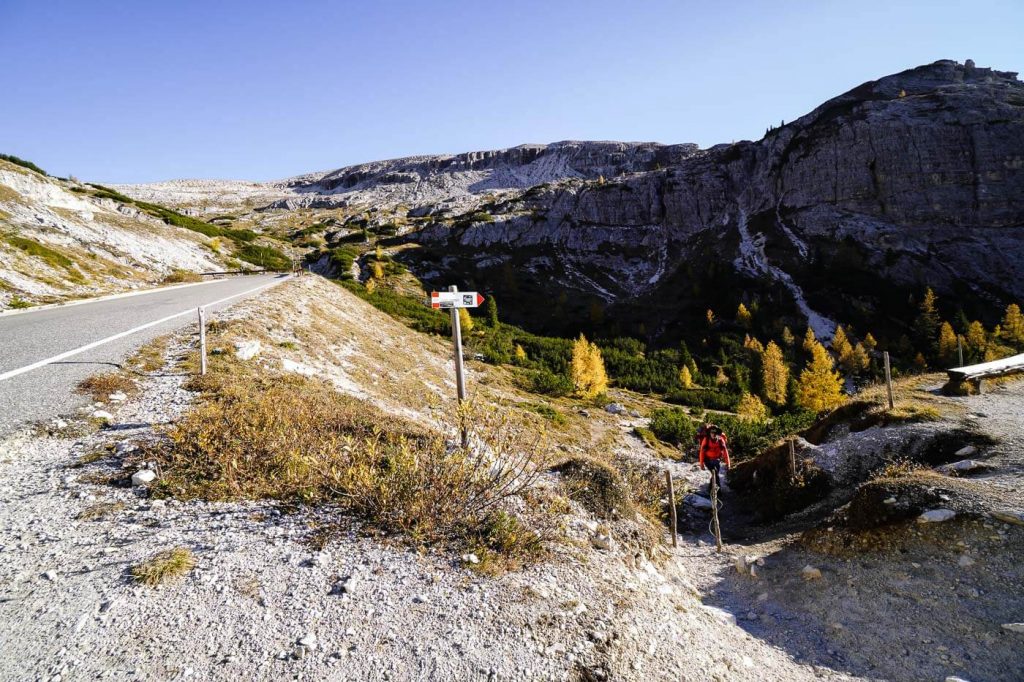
<box><xmin>430</xmin><ymin>291</ymin><xmax>484</xmax><ymax>309</ymax></box>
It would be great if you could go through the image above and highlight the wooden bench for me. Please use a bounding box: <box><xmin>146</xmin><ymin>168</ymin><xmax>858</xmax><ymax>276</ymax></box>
<box><xmin>946</xmin><ymin>353</ymin><xmax>1024</xmax><ymax>393</ymax></box>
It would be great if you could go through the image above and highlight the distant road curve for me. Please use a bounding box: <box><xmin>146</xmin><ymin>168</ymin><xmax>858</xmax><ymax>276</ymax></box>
<box><xmin>0</xmin><ymin>274</ymin><xmax>288</xmax><ymax>436</ymax></box>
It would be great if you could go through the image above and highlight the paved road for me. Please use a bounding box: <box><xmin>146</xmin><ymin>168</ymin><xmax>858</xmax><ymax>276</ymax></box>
<box><xmin>0</xmin><ymin>274</ymin><xmax>288</xmax><ymax>436</ymax></box>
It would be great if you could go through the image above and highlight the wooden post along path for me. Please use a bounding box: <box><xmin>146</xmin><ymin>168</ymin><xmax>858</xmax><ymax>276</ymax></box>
<box><xmin>883</xmin><ymin>351</ymin><xmax>894</xmax><ymax>410</ymax></box>
<box><xmin>198</xmin><ymin>306</ymin><xmax>207</xmax><ymax>376</ymax></box>
<box><xmin>429</xmin><ymin>286</ymin><xmax>485</xmax><ymax>449</ymax></box>
<box><xmin>788</xmin><ymin>437</ymin><xmax>797</xmax><ymax>480</ymax></box>
<box><xmin>710</xmin><ymin>474</ymin><xmax>723</xmax><ymax>552</ymax></box>
<box><xmin>665</xmin><ymin>470</ymin><xmax>677</xmax><ymax>548</ymax></box>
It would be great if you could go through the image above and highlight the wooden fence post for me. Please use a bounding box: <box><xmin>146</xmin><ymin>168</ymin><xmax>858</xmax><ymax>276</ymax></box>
<box><xmin>665</xmin><ymin>470</ymin><xmax>677</xmax><ymax>548</ymax></box>
<box><xmin>883</xmin><ymin>351</ymin><xmax>894</xmax><ymax>410</ymax></box>
<box><xmin>957</xmin><ymin>337</ymin><xmax>964</xmax><ymax>367</ymax></box>
<box><xmin>710</xmin><ymin>474</ymin><xmax>722</xmax><ymax>553</ymax></box>
<box><xmin>788</xmin><ymin>437</ymin><xmax>797</xmax><ymax>480</ymax></box>
<box><xmin>198</xmin><ymin>306</ymin><xmax>207</xmax><ymax>376</ymax></box>
<box><xmin>449</xmin><ymin>285</ymin><xmax>469</xmax><ymax>449</ymax></box>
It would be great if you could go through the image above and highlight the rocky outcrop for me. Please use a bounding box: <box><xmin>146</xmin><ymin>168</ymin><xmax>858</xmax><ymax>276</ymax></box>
<box><xmin>409</xmin><ymin>61</ymin><xmax>1024</xmax><ymax>339</ymax></box>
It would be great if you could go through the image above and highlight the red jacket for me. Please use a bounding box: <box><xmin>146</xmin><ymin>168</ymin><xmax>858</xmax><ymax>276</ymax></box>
<box><xmin>699</xmin><ymin>436</ymin><xmax>731</xmax><ymax>468</ymax></box>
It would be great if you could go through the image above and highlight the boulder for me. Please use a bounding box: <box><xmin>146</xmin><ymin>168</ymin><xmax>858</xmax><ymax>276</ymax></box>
<box><xmin>131</xmin><ymin>469</ymin><xmax>157</xmax><ymax>486</ymax></box>
<box><xmin>234</xmin><ymin>340</ymin><xmax>261</xmax><ymax>361</ymax></box>
<box><xmin>918</xmin><ymin>509</ymin><xmax>956</xmax><ymax>523</ymax></box>
<box><xmin>604</xmin><ymin>403</ymin><xmax>625</xmax><ymax>415</ymax></box>
<box><xmin>954</xmin><ymin>445</ymin><xmax>978</xmax><ymax>457</ymax></box>
<box><xmin>1002</xmin><ymin>623</ymin><xmax>1024</xmax><ymax>634</ymax></box>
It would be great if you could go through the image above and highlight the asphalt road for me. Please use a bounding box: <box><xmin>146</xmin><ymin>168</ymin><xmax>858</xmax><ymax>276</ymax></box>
<box><xmin>0</xmin><ymin>274</ymin><xmax>288</xmax><ymax>436</ymax></box>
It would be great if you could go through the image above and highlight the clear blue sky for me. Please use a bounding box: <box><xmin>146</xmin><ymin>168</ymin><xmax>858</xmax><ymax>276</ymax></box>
<box><xmin>1</xmin><ymin>0</ymin><xmax>1021</xmax><ymax>183</ymax></box>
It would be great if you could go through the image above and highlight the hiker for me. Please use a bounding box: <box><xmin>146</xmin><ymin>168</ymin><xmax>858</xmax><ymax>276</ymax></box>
<box><xmin>699</xmin><ymin>426</ymin><xmax>731</xmax><ymax>491</ymax></box>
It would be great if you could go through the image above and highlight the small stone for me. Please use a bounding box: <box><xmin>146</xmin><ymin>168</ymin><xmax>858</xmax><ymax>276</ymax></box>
<box><xmin>91</xmin><ymin>410</ymin><xmax>113</xmax><ymax>421</ymax></box>
<box><xmin>883</xmin><ymin>496</ymin><xmax>897</xmax><ymax>505</ymax></box>
<box><xmin>958</xmin><ymin>555</ymin><xmax>975</xmax><ymax>567</ymax></box>
<box><xmin>114</xmin><ymin>442</ymin><xmax>137</xmax><ymax>456</ymax></box>
<box><xmin>42</xmin><ymin>570</ymin><xmax>57</xmax><ymax>581</ymax></box>
<box><xmin>297</xmin><ymin>633</ymin><xmax>317</xmax><ymax>650</ymax></box>
<box><xmin>234</xmin><ymin>340</ymin><xmax>262</xmax><ymax>361</ymax></box>
<box><xmin>701</xmin><ymin>605</ymin><xmax>736</xmax><ymax>625</ymax></box>
<box><xmin>412</xmin><ymin>595</ymin><xmax>427</xmax><ymax>604</ymax></box>
<box><xmin>108</xmin><ymin>391</ymin><xmax>127</xmax><ymax>402</ymax></box>
<box><xmin>954</xmin><ymin>445</ymin><xmax>978</xmax><ymax>457</ymax></box>
<box><xmin>461</xmin><ymin>553</ymin><xmax>480</xmax><ymax>565</ymax></box>
<box><xmin>1001</xmin><ymin>623</ymin><xmax>1024</xmax><ymax>633</ymax></box>
<box><xmin>684</xmin><ymin>494</ymin><xmax>713</xmax><ymax>510</ymax></box>
<box><xmin>918</xmin><ymin>509</ymin><xmax>956</xmax><ymax>523</ymax></box>
<box><xmin>131</xmin><ymin>469</ymin><xmax>157</xmax><ymax>486</ymax></box>
<box><xmin>802</xmin><ymin>565</ymin><xmax>823</xmax><ymax>580</ymax></box>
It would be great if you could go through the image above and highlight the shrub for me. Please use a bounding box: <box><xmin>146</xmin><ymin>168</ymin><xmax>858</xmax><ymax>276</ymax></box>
<box><xmin>329</xmin><ymin>246</ymin><xmax>360</xmax><ymax>279</ymax></box>
<box><xmin>161</xmin><ymin>269</ymin><xmax>202</xmax><ymax>284</ymax></box>
<box><xmin>75</xmin><ymin>372</ymin><xmax>136</xmax><ymax>401</ymax></box>
<box><xmin>154</xmin><ymin>367</ymin><xmax>551</xmax><ymax>547</ymax></box>
<box><xmin>7</xmin><ymin>296</ymin><xmax>31</xmax><ymax>309</ymax></box>
<box><xmin>339</xmin><ymin>280</ymin><xmax>450</xmax><ymax>336</ymax></box>
<box><xmin>553</xmin><ymin>457</ymin><xmax>633</xmax><ymax>517</ymax></box>
<box><xmin>132</xmin><ymin>547</ymin><xmax>196</xmax><ymax>586</ymax></box>
<box><xmin>4</xmin><ymin>235</ymin><xmax>82</xmax><ymax>281</ymax></box>
<box><xmin>235</xmin><ymin>244</ymin><xmax>290</xmax><ymax>270</ymax></box>
<box><xmin>664</xmin><ymin>388</ymin><xmax>739</xmax><ymax>411</ymax></box>
<box><xmin>0</xmin><ymin>153</ymin><xmax>47</xmax><ymax>175</ymax></box>
<box><xmin>648</xmin><ymin>408</ymin><xmax>696</xmax><ymax>445</ymax></box>
<box><xmin>528</xmin><ymin>368</ymin><xmax>573</xmax><ymax>396</ymax></box>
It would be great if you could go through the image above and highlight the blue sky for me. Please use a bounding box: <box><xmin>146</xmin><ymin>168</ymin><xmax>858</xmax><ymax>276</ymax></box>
<box><xmin>1</xmin><ymin>0</ymin><xmax>1021</xmax><ymax>183</ymax></box>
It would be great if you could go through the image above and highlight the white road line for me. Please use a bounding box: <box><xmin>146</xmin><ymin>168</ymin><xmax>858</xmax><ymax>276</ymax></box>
<box><xmin>0</xmin><ymin>276</ymin><xmax>288</xmax><ymax>383</ymax></box>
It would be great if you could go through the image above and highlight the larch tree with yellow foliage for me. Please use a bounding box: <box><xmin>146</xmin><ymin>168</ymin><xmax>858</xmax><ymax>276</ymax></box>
<box><xmin>832</xmin><ymin>325</ymin><xmax>854</xmax><ymax>370</ymax></box>
<box><xmin>458</xmin><ymin>308</ymin><xmax>474</xmax><ymax>334</ymax></box>
<box><xmin>863</xmin><ymin>332</ymin><xmax>878</xmax><ymax>352</ymax></box>
<box><xmin>678</xmin><ymin>365</ymin><xmax>694</xmax><ymax>389</ymax></box>
<box><xmin>570</xmin><ymin>334</ymin><xmax>608</xmax><ymax>399</ymax></box>
<box><xmin>760</xmin><ymin>341</ymin><xmax>789</xmax><ymax>407</ymax></box>
<box><xmin>781</xmin><ymin>326</ymin><xmax>795</xmax><ymax>348</ymax></box>
<box><xmin>1001</xmin><ymin>303</ymin><xmax>1024</xmax><ymax>349</ymax></box>
<box><xmin>938</xmin><ymin>322</ymin><xmax>958</xmax><ymax>365</ymax></box>
<box><xmin>796</xmin><ymin>340</ymin><xmax>845</xmax><ymax>412</ymax></box>
<box><xmin>513</xmin><ymin>344</ymin><xmax>527</xmax><ymax>363</ymax></box>
<box><xmin>736</xmin><ymin>303</ymin><xmax>752</xmax><ymax>329</ymax></box>
<box><xmin>802</xmin><ymin>326</ymin><xmax>818</xmax><ymax>354</ymax></box>
<box><xmin>965</xmin><ymin>321</ymin><xmax>987</xmax><ymax>360</ymax></box>
<box><xmin>372</xmin><ymin>260</ymin><xmax>385</xmax><ymax>280</ymax></box>
<box><xmin>737</xmin><ymin>393</ymin><xmax>768</xmax><ymax>421</ymax></box>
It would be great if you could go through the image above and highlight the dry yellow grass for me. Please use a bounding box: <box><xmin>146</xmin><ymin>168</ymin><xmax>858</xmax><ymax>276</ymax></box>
<box><xmin>75</xmin><ymin>372</ymin><xmax>137</xmax><ymax>401</ymax></box>
<box><xmin>132</xmin><ymin>547</ymin><xmax>196</xmax><ymax>586</ymax></box>
<box><xmin>76</xmin><ymin>501</ymin><xmax>126</xmax><ymax>521</ymax></box>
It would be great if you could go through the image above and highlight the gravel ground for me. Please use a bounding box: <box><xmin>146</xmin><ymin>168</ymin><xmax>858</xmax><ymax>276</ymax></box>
<box><xmin>0</xmin><ymin>295</ymin><xmax>848</xmax><ymax>682</ymax></box>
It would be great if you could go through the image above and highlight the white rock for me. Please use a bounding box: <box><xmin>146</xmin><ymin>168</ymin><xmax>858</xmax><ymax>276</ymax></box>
<box><xmin>701</xmin><ymin>605</ymin><xmax>736</xmax><ymax>625</ymax></box>
<box><xmin>945</xmin><ymin>677</ymin><xmax>971</xmax><ymax>682</ymax></box>
<box><xmin>1001</xmin><ymin>623</ymin><xmax>1024</xmax><ymax>633</ymax></box>
<box><xmin>91</xmin><ymin>410</ymin><xmax>113</xmax><ymax>421</ymax></box>
<box><xmin>461</xmin><ymin>553</ymin><xmax>480</xmax><ymax>565</ymax></box>
<box><xmin>42</xmin><ymin>570</ymin><xmax>57</xmax><ymax>581</ymax></box>
<box><xmin>684</xmin><ymin>494</ymin><xmax>713</xmax><ymax>510</ymax></box>
<box><xmin>297</xmin><ymin>633</ymin><xmax>317</xmax><ymax>650</ymax></box>
<box><xmin>990</xmin><ymin>510</ymin><xmax>1024</xmax><ymax>526</ymax></box>
<box><xmin>954</xmin><ymin>445</ymin><xmax>978</xmax><ymax>457</ymax></box>
<box><xmin>281</xmin><ymin>358</ymin><xmax>316</xmax><ymax>376</ymax></box>
<box><xmin>604</xmin><ymin>403</ymin><xmax>625</xmax><ymax>415</ymax></box>
<box><xmin>591</xmin><ymin>531</ymin><xmax>615</xmax><ymax>551</ymax></box>
<box><xmin>131</xmin><ymin>469</ymin><xmax>157</xmax><ymax>486</ymax></box>
<box><xmin>958</xmin><ymin>555</ymin><xmax>975</xmax><ymax>567</ymax></box>
<box><xmin>114</xmin><ymin>442</ymin><xmax>137</xmax><ymax>456</ymax></box>
<box><xmin>108</xmin><ymin>391</ymin><xmax>127</xmax><ymax>402</ymax></box>
<box><xmin>883</xmin><ymin>496</ymin><xmax>897</xmax><ymax>505</ymax></box>
<box><xmin>802</xmin><ymin>565</ymin><xmax>823</xmax><ymax>580</ymax></box>
<box><xmin>918</xmin><ymin>509</ymin><xmax>956</xmax><ymax>523</ymax></box>
<box><xmin>234</xmin><ymin>340</ymin><xmax>262</xmax><ymax>361</ymax></box>
<box><xmin>938</xmin><ymin>459</ymin><xmax>988</xmax><ymax>475</ymax></box>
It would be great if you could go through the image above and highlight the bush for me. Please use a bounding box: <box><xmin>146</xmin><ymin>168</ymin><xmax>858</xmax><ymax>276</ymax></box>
<box><xmin>664</xmin><ymin>387</ymin><xmax>740</xmax><ymax>411</ymax></box>
<box><xmin>528</xmin><ymin>368</ymin><xmax>573</xmax><ymax>396</ymax></box>
<box><xmin>75</xmin><ymin>372</ymin><xmax>137</xmax><ymax>401</ymax></box>
<box><xmin>154</xmin><ymin>367</ymin><xmax>550</xmax><ymax>547</ymax></box>
<box><xmin>648</xmin><ymin>408</ymin><xmax>696</xmax><ymax>445</ymax></box>
<box><xmin>712</xmin><ymin>411</ymin><xmax>817</xmax><ymax>463</ymax></box>
<box><xmin>4</xmin><ymin>235</ymin><xmax>82</xmax><ymax>281</ymax></box>
<box><xmin>329</xmin><ymin>246</ymin><xmax>359</xmax><ymax>279</ymax></box>
<box><xmin>553</xmin><ymin>457</ymin><xmax>633</xmax><ymax>516</ymax></box>
<box><xmin>0</xmin><ymin>153</ymin><xmax>47</xmax><ymax>175</ymax></box>
<box><xmin>161</xmin><ymin>269</ymin><xmax>203</xmax><ymax>284</ymax></box>
<box><xmin>131</xmin><ymin>548</ymin><xmax>196</xmax><ymax>586</ymax></box>
<box><xmin>235</xmin><ymin>244</ymin><xmax>290</xmax><ymax>270</ymax></box>
<box><xmin>338</xmin><ymin>280</ymin><xmax>450</xmax><ymax>336</ymax></box>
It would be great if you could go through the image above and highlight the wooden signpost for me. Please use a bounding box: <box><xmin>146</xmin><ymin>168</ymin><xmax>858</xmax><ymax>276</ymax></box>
<box><xmin>429</xmin><ymin>286</ymin><xmax>484</xmax><ymax>449</ymax></box>
<box><xmin>198</xmin><ymin>306</ymin><xmax>207</xmax><ymax>376</ymax></box>
<box><xmin>883</xmin><ymin>351</ymin><xmax>894</xmax><ymax>410</ymax></box>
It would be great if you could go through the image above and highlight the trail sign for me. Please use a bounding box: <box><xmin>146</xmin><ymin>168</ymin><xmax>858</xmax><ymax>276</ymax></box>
<box><xmin>430</xmin><ymin>291</ymin><xmax>484</xmax><ymax>309</ymax></box>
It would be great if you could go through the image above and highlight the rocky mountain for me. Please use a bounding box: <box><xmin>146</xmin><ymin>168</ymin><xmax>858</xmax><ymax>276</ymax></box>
<box><xmin>113</xmin><ymin>59</ymin><xmax>1023</xmax><ymax>345</ymax></box>
<box><xmin>404</xmin><ymin>60</ymin><xmax>1024</xmax><ymax>341</ymax></box>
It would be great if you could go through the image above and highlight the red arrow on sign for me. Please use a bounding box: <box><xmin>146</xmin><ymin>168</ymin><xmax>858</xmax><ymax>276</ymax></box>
<box><xmin>474</xmin><ymin>293</ymin><xmax>485</xmax><ymax>306</ymax></box>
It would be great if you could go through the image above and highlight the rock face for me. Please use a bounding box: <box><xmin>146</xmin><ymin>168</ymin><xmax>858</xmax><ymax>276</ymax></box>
<box><xmin>408</xmin><ymin>60</ymin><xmax>1024</xmax><ymax>340</ymax></box>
